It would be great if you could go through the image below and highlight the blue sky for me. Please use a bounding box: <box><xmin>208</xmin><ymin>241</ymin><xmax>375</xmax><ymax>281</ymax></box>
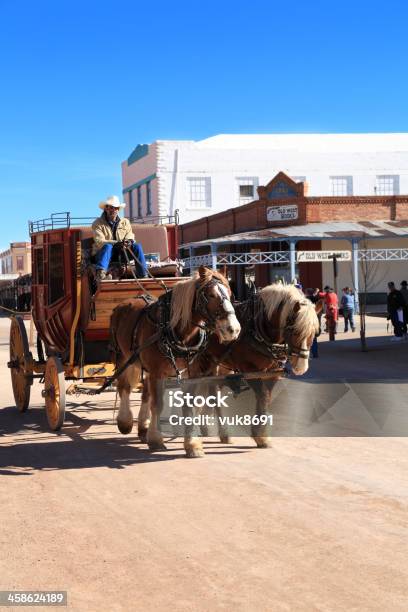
<box><xmin>1</xmin><ymin>0</ymin><xmax>408</xmax><ymax>246</ymax></box>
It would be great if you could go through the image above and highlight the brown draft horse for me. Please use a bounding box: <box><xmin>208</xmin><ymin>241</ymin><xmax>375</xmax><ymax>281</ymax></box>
<box><xmin>110</xmin><ymin>266</ymin><xmax>241</xmax><ymax>457</ymax></box>
<box><xmin>198</xmin><ymin>283</ymin><xmax>322</xmax><ymax>448</ymax></box>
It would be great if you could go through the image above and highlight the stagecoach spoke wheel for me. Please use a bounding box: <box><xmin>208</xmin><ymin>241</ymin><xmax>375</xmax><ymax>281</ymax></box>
<box><xmin>44</xmin><ymin>356</ymin><xmax>66</xmax><ymax>431</ymax></box>
<box><xmin>9</xmin><ymin>316</ymin><xmax>33</xmax><ymax>412</ymax></box>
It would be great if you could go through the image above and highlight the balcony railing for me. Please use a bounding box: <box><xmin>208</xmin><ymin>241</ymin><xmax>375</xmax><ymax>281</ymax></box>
<box><xmin>29</xmin><ymin>210</ymin><xmax>179</xmax><ymax>234</ymax></box>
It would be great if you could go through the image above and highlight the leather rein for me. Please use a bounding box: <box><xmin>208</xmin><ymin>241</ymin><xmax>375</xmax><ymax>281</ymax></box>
<box><xmin>141</xmin><ymin>278</ymin><xmax>234</xmax><ymax>380</ymax></box>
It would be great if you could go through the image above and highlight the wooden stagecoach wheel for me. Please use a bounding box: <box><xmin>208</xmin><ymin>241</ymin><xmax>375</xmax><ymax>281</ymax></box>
<box><xmin>9</xmin><ymin>316</ymin><xmax>33</xmax><ymax>412</ymax></box>
<box><xmin>44</xmin><ymin>356</ymin><xmax>66</xmax><ymax>431</ymax></box>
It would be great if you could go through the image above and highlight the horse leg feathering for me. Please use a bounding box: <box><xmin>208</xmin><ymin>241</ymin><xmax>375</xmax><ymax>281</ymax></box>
<box><xmin>116</xmin><ymin>365</ymin><xmax>136</xmax><ymax>435</ymax></box>
<box><xmin>138</xmin><ymin>377</ymin><xmax>151</xmax><ymax>443</ymax></box>
<box><xmin>147</xmin><ymin>377</ymin><xmax>167</xmax><ymax>452</ymax></box>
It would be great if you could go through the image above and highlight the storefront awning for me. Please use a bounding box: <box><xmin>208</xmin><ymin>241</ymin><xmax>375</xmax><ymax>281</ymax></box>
<box><xmin>180</xmin><ymin>219</ymin><xmax>408</xmax><ymax>249</ymax></box>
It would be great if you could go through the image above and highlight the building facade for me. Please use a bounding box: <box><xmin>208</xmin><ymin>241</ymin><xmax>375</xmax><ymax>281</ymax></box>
<box><xmin>0</xmin><ymin>242</ymin><xmax>31</xmax><ymax>276</ymax></box>
<box><xmin>179</xmin><ymin>172</ymin><xmax>408</xmax><ymax>301</ymax></box>
<box><xmin>0</xmin><ymin>242</ymin><xmax>31</xmax><ymax>310</ymax></box>
<box><xmin>122</xmin><ymin>133</ymin><xmax>408</xmax><ymax>225</ymax></box>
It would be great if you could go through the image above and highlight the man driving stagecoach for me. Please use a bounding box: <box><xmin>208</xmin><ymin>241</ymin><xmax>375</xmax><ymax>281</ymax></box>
<box><xmin>92</xmin><ymin>195</ymin><xmax>148</xmax><ymax>280</ymax></box>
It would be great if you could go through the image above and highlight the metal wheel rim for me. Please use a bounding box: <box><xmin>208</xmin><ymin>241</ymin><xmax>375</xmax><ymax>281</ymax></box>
<box><xmin>9</xmin><ymin>317</ymin><xmax>31</xmax><ymax>412</ymax></box>
<box><xmin>44</xmin><ymin>357</ymin><xmax>66</xmax><ymax>431</ymax></box>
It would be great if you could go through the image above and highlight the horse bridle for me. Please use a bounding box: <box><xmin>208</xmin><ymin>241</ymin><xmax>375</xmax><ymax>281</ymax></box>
<box><xmin>252</xmin><ymin>296</ymin><xmax>311</xmax><ymax>361</ymax></box>
<box><xmin>195</xmin><ymin>278</ymin><xmax>235</xmax><ymax>331</ymax></box>
<box><xmin>282</xmin><ymin>304</ymin><xmax>311</xmax><ymax>360</ymax></box>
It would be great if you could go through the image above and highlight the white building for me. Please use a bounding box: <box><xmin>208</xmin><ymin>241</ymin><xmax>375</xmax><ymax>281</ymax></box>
<box><xmin>121</xmin><ymin>133</ymin><xmax>408</xmax><ymax>224</ymax></box>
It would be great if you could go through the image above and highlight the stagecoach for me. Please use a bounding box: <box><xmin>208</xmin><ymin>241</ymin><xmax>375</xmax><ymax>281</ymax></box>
<box><xmin>8</xmin><ymin>212</ymin><xmax>182</xmax><ymax>431</ymax></box>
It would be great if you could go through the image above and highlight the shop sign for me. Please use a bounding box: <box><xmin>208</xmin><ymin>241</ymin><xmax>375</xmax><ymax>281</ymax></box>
<box><xmin>296</xmin><ymin>250</ymin><xmax>351</xmax><ymax>262</ymax></box>
<box><xmin>267</xmin><ymin>205</ymin><xmax>298</xmax><ymax>222</ymax></box>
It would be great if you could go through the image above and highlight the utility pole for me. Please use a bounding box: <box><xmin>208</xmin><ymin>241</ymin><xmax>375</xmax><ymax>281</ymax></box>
<box><xmin>328</xmin><ymin>253</ymin><xmax>338</xmax><ymax>342</ymax></box>
<box><xmin>328</xmin><ymin>253</ymin><xmax>338</xmax><ymax>294</ymax></box>
<box><xmin>332</xmin><ymin>254</ymin><xmax>338</xmax><ymax>295</ymax></box>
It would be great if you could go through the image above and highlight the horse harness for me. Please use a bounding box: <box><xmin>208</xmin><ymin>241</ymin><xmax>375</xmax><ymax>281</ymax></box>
<box><xmin>243</xmin><ymin>293</ymin><xmax>310</xmax><ymax>362</ymax></box>
<box><xmin>131</xmin><ymin>278</ymin><xmax>232</xmax><ymax>380</ymax></box>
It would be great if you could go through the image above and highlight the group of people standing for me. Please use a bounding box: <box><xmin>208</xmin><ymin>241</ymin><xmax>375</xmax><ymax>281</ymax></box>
<box><xmin>387</xmin><ymin>280</ymin><xmax>408</xmax><ymax>340</ymax></box>
<box><xmin>302</xmin><ymin>279</ymin><xmax>408</xmax><ymax>344</ymax></box>
<box><xmin>301</xmin><ymin>285</ymin><xmax>357</xmax><ymax>358</ymax></box>
<box><xmin>304</xmin><ymin>286</ymin><xmax>357</xmax><ymax>334</ymax></box>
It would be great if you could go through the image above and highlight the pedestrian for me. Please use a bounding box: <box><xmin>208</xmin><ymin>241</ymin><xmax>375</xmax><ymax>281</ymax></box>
<box><xmin>341</xmin><ymin>286</ymin><xmax>356</xmax><ymax>332</ymax></box>
<box><xmin>387</xmin><ymin>282</ymin><xmax>405</xmax><ymax>341</ymax></box>
<box><xmin>305</xmin><ymin>288</ymin><xmax>321</xmax><ymax>357</ymax></box>
<box><xmin>292</xmin><ymin>277</ymin><xmax>303</xmax><ymax>292</ymax></box>
<box><xmin>319</xmin><ymin>286</ymin><xmax>338</xmax><ymax>335</ymax></box>
<box><xmin>399</xmin><ymin>280</ymin><xmax>408</xmax><ymax>335</ymax></box>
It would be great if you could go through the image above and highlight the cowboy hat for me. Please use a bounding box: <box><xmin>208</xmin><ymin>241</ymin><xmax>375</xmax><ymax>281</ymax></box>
<box><xmin>99</xmin><ymin>195</ymin><xmax>126</xmax><ymax>210</ymax></box>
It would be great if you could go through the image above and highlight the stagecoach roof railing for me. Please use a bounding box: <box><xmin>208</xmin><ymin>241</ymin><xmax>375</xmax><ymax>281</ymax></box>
<box><xmin>29</xmin><ymin>210</ymin><xmax>179</xmax><ymax>235</ymax></box>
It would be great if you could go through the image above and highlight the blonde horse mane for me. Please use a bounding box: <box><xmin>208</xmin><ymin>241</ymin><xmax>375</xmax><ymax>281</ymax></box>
<box><xmin>170</xmin><ymin>269</ymin><xmax>229</xmax><ymax>332</ymax></box>
<box><xmin>259</xmin><ymin>283</ymin><xmax>319</xmax><ymax>339</ymax></box>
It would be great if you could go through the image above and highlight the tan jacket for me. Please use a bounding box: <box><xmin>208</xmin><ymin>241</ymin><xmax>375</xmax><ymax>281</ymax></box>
<box><xmin>92</xmin><ymin>214</ymin><xmax>134</xmax><ymax>254</ymax></box>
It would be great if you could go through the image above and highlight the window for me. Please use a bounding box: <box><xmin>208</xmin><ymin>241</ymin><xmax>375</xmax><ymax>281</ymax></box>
<box><xmin>137</xmin><ymin>186</ymin><xmax>142</xmax><ymax>218</ymax></box>
<box><xmin>330</xmin><ymin>176</ymin><xmax>353</xmax><ymax>196</ymax></box>
<box><xmin>146</xmin><ymin>181</ymin><xmax>152</xmax><ymax>215</ymax></box>
<box><xmin>187</xmin><ymin>177</ymin><xmax>211</xmax><ymax>208</ymax></box>
<box><xmin>48</xmin><ymin>244</ymin><xmax>64</xmax><ymax>304</ymax></box>
<box><xmin>240</xmin><ymin>184</ymin><xmax>254</xmax><ymax>198</ymax></box>
<box><xmin>375</xmin><ymin>175</ymin><xmax>399</xmax><ymax>195</ymax></box>
<box><xmin>128</xmin><ymin>190</ymin><xmax>133</xmax><ymax>219</ymax></box>
<box><xmin>34</xmin><ymin>249</ymin><xmax>44</xmax><ymax>284</ymax></box>
<box><xmin>236</xmin><ymin>177</ymin><xmax>258</xmax><ymax>205</ymax></box>
<box><xmin>16</xmin><ymin>256</ymin><xmax>24</xmax><ymax>272</ymax></box>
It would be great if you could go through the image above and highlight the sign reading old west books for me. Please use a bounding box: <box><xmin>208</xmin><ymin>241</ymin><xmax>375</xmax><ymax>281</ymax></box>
<box><xmin>267</xmin><ymin>205</ymin><xmax>298</xmax><ymax>222</ymax></box>
<box><xmin>297</xmin><ymin>250</ymin><xmax>351</xmax><ymax>262</ymax></box>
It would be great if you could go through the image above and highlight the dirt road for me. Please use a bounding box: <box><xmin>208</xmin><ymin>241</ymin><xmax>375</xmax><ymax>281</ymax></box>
<box><xmin>1</xmin><ymin>317</ymin><xmax>407</xmax><ymax>611</ymax></box>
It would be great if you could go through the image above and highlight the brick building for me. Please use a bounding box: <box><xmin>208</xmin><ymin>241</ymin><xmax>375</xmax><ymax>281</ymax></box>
<box><xmin>122</xmin><ymin>133</ymin><xmax>408</xmax><ymax>225</ymax></box>
<box><xmin>0</xmin><ymin>242</ymin><xmax>31</xmax><ymax>276</ymax></box>
<box><xmin>179</xmin><ymin>173</ymin><xmax>408</xmax><ymax>300</ymax></box>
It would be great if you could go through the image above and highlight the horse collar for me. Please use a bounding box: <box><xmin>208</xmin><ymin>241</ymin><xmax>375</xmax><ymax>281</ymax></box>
<box><xmin>152</xmin><ymin>290</ymin><xmax>209</xmax><ymax>379</ymax></box>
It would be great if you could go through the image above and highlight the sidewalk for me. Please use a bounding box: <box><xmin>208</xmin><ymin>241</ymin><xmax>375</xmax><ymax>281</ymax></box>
<box><xmin>306</xmin><ymin>315</ymin><xmax>408</xmax><ymax>379</ymax></box>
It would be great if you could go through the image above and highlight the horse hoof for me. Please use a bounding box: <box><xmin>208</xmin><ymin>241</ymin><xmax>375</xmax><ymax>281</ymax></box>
<box><xmin>138</xmin><ymin>428</ymin><xmax>148</xmax><ymax>444</ymax></box>
<box><xmin>185</xmin><ymin>448</ymin><xmax>205</xmax><ymax>458</ymax></box>
<box><xmin>254</xmin><ymin>438</ymin><xmax>270</xmax><ymax>448</ymax></box>
<box><xmin>118</xmin><ymin>421</ymin><xmax>134</xmax><ymax>435</ymax></box>
<box><xmin>219</xmin><ymin>436</ymin><xmax>232</xmax><ymax>444</ymax></box>
<box><xmin>148</xmin><ymin>441</ymin><xmax>167</xmax><ymax>452</ymax></box>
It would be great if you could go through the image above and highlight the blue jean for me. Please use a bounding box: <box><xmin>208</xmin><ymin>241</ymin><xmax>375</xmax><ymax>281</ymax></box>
<box><xmin>343</xmin><ymin>308</ymin><xmax>355</xmax><ymax>331</ymax></box>
<box><xmin>390</xmin><ymin>312</ymin><xmax>404</xmax><ymax>337</ymax></box>
<box><xmin>311</xmin><ymin>336</ymin><xmax>318</xmax><ymax>358</ymax></box>
<box><xmin>95</xmin><ymin>241</ymin><xmax>148</xmax><ymax>277</ymax></box>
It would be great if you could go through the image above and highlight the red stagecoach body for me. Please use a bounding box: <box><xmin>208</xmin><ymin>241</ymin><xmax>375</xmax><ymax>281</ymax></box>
<box><xmin>27</xmin><ymin>214</ymin><xmax>181</xmax><ymax>379</ymax></box>
<box><xmin>9</xmin><ymin>212</ymin><xmax>185</xmax><ymax>429</ymax></box>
